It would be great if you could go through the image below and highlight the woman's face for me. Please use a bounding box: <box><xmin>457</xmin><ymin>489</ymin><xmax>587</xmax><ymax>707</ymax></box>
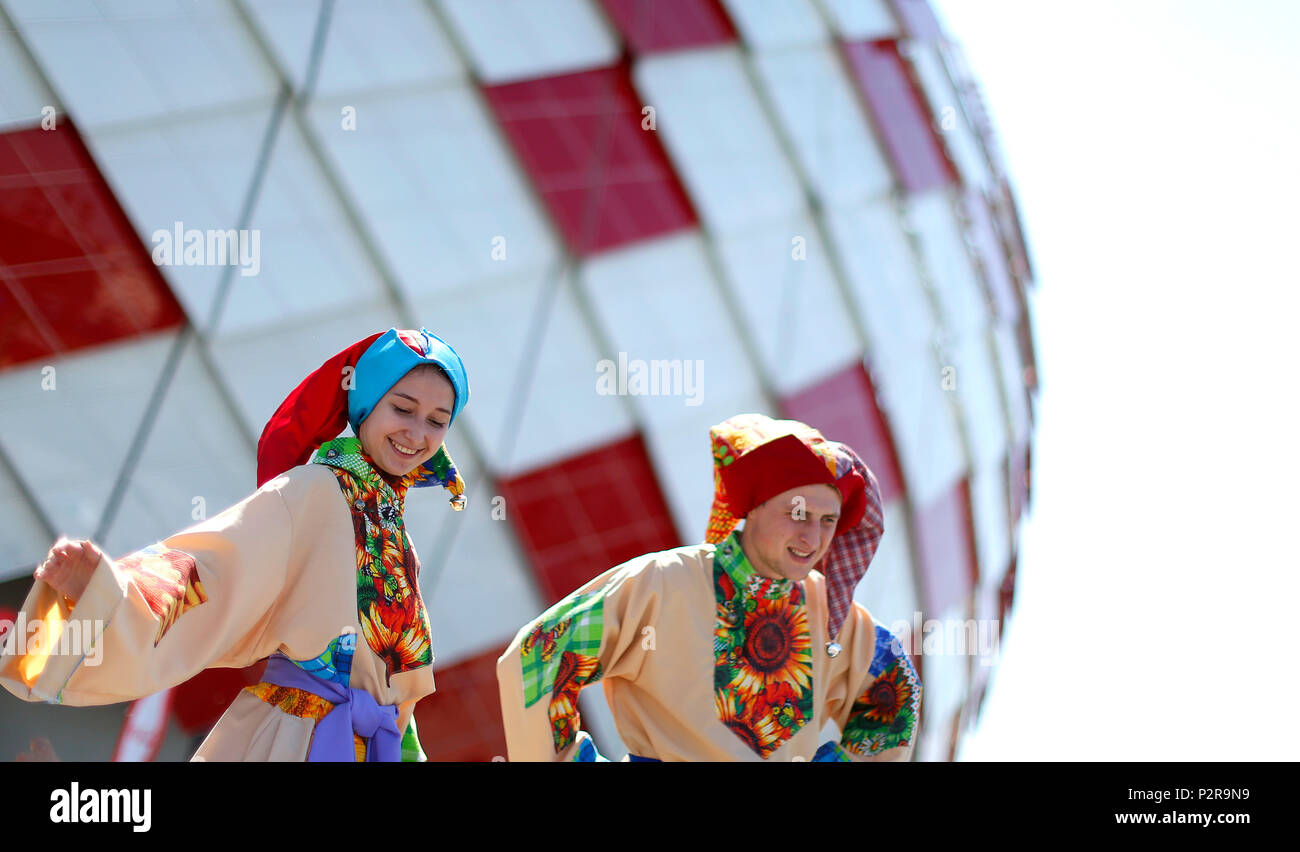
<box><xmin>358</xmin><ymin>367</ymin><xmax>456</xmax><ymax>476</ymax></box>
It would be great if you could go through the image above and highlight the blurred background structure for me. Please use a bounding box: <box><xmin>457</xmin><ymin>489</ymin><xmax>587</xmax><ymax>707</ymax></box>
<box><xmin>0</xmin><ymin>0</ymin><xmax>1035</xmax><ymax>761</ymax></box>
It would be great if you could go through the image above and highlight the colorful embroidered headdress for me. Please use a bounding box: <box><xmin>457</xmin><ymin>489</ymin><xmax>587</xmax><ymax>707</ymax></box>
<box><xmin>256</xmin><ymin>328</ymin><xmax>469</xmax><ymax>509</ymax></box>
<box><xmin>706</xmin><ymin>413</ymin><xmax>885</xmax><ymax>656</ymax></box>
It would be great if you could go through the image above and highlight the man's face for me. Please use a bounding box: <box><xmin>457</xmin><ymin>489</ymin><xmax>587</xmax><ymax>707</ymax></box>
<box><xmin>739</xmin><ymin>483</ymin><xmax>842</xmax><ymax>582</ymax></box>
<box><xmin>357</xmin><ymin>368</ymin><xmax>455</xmax><ymax>476</ymax></box>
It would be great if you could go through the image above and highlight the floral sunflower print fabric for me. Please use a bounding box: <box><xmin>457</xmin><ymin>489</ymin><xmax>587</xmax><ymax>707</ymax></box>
<box><xmin>313</xmin><ymin>437</ymin><xmax>432</xmax><ymax>685</ymax></box>
<box><xmin>407</xmin><ymin>445</ymin><xmax>467</xmax><ymax>509</ymax></box>
<box><xmin>712</xmin><ymin>533</ymin><xmax>813</xmax><ymax>759</ymax></box>
<box><xmin>518</xmin><ymin>590</ymin><xmax>604</xmax><ymax>753</ymax></box>
<box><xmin>548</xmin><ymin>651</ymin><xmax>602</xmax><ymax>753</ymax></box>
<box><xmin>245</xmin><ymin>682</ymin><xmax>335</xmax><ymax>722</ymax></box>
<box><xmin>841</xmin><ymin>624</ymin><xmax>921</xmax><ymax>757</ymax></box>
<box><xmin>116</xmin><ymin>545</ymin><xmax>208</xmax><ymax>646</ymax></box>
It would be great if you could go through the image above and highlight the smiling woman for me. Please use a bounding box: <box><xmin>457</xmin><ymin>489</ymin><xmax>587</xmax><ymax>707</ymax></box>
<box><xmin>0</xmin><ymin>328</ymin><xmax>471</xmax><ymax>762</ymax></box>
<box><xmin>358</xmin><ymin>365</ymin><xmax>456</xmax><ymax>478</ymax></box>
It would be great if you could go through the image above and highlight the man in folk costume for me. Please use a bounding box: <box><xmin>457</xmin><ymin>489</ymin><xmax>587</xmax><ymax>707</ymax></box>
<box><xmin>1</xmin><ymin>328</ymin><xmax>470</xmax><ymax>761</ymax></box>
<box><xmin>497</xmin><ymin>413</ymin><xmax>921</xmax><ymax>762</ymax></box>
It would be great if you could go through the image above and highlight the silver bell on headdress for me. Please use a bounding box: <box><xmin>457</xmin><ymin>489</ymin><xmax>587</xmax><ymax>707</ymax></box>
<box><xmin>450</xmin><ymin>494</ymin><xmax>467</xmax><ymax>511</ymax></box>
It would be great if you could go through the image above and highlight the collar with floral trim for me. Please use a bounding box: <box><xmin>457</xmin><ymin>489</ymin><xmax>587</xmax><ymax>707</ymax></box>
<box><xmin>313</xmin><ymin>437</ymin><xmax>416</xmax><ymax>513</ymax></box>
<box><xmin>714</xmin><ymin>530</ymin><xmax>798</xmax><ymax>603</ymax></box>
<box><xmin>712</xmin><ymin>529</ymin><xmax>813</xmax><ymax>759</ymax></box>
<box><xmin>311</xmin><ymin>436</ymin><xmax>432</xmax><ymax>684</ymax></box>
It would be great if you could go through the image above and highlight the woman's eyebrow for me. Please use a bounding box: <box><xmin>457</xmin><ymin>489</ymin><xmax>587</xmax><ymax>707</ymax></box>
<box><xmin>393</xmin><ymin>392</ymin><xmax>451</xmax><ymax>416</ymax></box>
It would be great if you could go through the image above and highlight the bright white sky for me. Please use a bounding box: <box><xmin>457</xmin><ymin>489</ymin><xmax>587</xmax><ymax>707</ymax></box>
<box><xmin>933</xmin><ymin>0</ymin><xmax>1300</xmax><ymax>760</ymax></box>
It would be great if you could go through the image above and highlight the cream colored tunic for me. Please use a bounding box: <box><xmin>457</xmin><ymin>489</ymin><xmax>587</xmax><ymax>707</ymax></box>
<box><xmin>0</xmin><ymin>463</ymin><xmax>434</xmax><ymax>761</ymax></box>
<box><xmin>497</xmin><ymin>534</ymin><xmax>922</xmax><ymax>762</ymax></box>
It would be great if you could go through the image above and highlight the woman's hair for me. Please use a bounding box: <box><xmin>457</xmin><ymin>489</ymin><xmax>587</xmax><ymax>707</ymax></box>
<box><xmin>407</xmin><ymin>362</ymin><xmax>453</xmax><ymax>385</ymax></box>
<box><xmin>404</xmin><ymin>363</ymin><xmax>458</xmax><ymax>417</ymax></box>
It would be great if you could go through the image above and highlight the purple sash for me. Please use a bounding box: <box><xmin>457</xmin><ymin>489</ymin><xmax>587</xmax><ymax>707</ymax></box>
<box><xmin>261</xmin><ymin>653</ymin><xmax>401</xmax><ymax>762</ymax></box>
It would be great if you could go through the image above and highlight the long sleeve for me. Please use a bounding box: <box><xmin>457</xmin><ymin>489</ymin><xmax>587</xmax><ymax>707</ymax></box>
<box><xmin>824</xmin><ymin>602</ymin><xmax>922</xmax><ymax>762</ymax></box>
<box><xmin>0</xmin><ymin>480</ymin><xmax>294</xmax><ymax>706</ymax></box>
<box><xmin>496</xmin><ymin>555</ymin><xmax>665</xmax><ymax>762</ymax></box>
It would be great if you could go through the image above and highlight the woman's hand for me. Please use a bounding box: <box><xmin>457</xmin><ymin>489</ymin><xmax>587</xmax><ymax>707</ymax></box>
<box><xmin>33</xmin><ymin>538</ymin><xmax>105</xmax><ymax>606</ymax></box>
<box><xmin>15</xmin><ymin>737</ymin><xmax>60</xmax><ymax>762</ymax></box>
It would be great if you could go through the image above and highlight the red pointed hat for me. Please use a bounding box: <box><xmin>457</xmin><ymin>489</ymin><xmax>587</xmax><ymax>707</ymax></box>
<box><xmin>256</xmin><ymin>329</ymin><xmax>469</xmax><ymax>509</ymax></box>
<box><xmin>706</xmin><ymin>414</ymin><xmax>884</xmax><ymax>655</ymax></box>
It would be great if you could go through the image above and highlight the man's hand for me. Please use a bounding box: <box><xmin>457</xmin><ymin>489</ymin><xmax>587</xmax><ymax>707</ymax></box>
<box><xmin>33</xmin><ymin>538</ymin><xmax>105</xmax><ymax>606</ymax></box>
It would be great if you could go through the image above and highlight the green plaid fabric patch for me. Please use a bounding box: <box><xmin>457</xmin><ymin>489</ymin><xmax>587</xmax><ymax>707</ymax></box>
<box><xmin>520</xmin><ymin>590</ymin><xmax>605</xmax><ymax>708</ymax></box>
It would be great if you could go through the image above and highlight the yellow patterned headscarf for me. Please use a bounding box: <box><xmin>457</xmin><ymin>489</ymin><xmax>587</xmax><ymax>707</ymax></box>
<box><xmin>706</xmin><ymin>414</ymin><xmax>840</xmax><ymax>544</ymax></box>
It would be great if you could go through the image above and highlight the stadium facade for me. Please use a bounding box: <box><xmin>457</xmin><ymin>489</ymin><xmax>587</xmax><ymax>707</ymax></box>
<box><xmin>0</xmin><ymin>0</ymin><xmax>1036</xmax><ymax>762</ymax></box>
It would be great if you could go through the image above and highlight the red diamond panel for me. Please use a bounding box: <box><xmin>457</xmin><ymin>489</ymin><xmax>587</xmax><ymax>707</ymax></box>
<box><xmin>0</xmin><ymin>123</ymin><xmax>186</xmax><ymax>370</ymax></box>
<box><xmin>1016</xmin><ymin>311</ymin><xmax>1039</xmax><ymax>396</ymax></box>
<box><xmin>1008</xmin><ymin>440</ymin><xmax>1031</xmax><ymax>524</ymax></box>
<box><xmin>913</xmin><ymin>477</ymin><xmax>977</xmax><ymax>614</ymax></box>
<box><xmin>483</xmin><ymin>64</ymin><xmax>698</xmax><ymax>256</ymax></box>
<box><xmin>998</xmin><ymin>177</ymin><xmax>1034</xmax><ymax>282</ymax></box>
<box><xmin>841</xmin><ymin>39</ymin><xmax>956</xmax><ymax>193</ymax></box>
<box><xmin>998</xmin><ymin>554</ymin><xmax>1017</xmax><ymax>636</ymax></box>
<box><xmin>171</xmin><ymin>662</ymin><xmax>267</xmax><ymax>736</ymax></box>
<box><xmin>499</xmin><ymin>433</ymin><xmax>681</xmax><ymax>604</ymax></box>
<box><xmin>599</xmin><ymin>0</ymin><xmax>736</xmax><ymax>54</ymax></box>
<box><xmin>778</xmin><ymin>359</ymin><xmax>906</xmax><ymax>504</ymax></box>
<box><xmin>414</xmin><ymin>644</ymin><xmax>509</xmax><ymax>762</ymax></box>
